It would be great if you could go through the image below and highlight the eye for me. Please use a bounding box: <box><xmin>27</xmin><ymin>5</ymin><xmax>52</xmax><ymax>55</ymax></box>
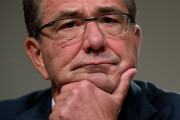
<box><xmin>104</xmin><ymin>17</ymin><xmax>113</xmax><ymax>23</ymax></box>
<box><xmin>61</xmin><ymin>22</ymin><xmax>76</xmax><ymax>29</ymax></box>
<box><xmin>55</xmin><ymin>19</ymin><xmax>80</xmax><ymax>31</ymax></box>
<box><xmin>101</xmin><ymin>17</ymin><xmax>118</xmax><ymax>24</ymax></box>
<box><xmin>55</xmin><ymin>18</ymin><xmax>84</xmax><ymax>31</ymax></box>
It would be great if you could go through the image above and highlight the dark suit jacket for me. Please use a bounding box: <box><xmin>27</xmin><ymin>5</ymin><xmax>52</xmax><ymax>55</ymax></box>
<box><xmin>0</xmin><ymin>80</ymin><xmax>180</xmax><ymax>120</ymax></box>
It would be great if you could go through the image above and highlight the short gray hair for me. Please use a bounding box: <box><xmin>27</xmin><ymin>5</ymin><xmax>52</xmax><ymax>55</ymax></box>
<box><xmin>125</xmin><ymin>0</ymin><xmax>137</xmax><ymax>23</ymax></box>
<box><xmin>23</xmin><ymin>0</ymin><xmax>137</xmax><ymax>41</ymax></box>
<box><xmin>23</xmin><ymin>0</ymin><xmax>42</xmax><ymax>40</ymax></box>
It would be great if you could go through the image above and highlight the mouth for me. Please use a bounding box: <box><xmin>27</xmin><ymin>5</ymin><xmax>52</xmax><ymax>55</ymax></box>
<box><xmin>72</xmin><ymin>62</ymin><xmax>118</xmax><ymax>72</ymax></box>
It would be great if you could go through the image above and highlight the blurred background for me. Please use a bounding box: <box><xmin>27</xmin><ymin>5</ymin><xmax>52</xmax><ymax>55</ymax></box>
<box><xmin>0</xmin><ymin>0</ymin><xmax>180</xmax><ymax>100</ymax></box>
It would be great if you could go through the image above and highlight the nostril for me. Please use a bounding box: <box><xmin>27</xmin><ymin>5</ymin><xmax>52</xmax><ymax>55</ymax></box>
<box><xmin>99</xmin><ymin>46</ymin><xmax>105</xmax><ymax>52</ymax></box>
<box><xmin>87</xmin><ymin>46</ymin><xmax>105</xmax><ymax>53</ymax></box>
<box><xmin>87</xmin><ymin>47</ymin><xmax>92</xmax><ymax>53</ymax></box>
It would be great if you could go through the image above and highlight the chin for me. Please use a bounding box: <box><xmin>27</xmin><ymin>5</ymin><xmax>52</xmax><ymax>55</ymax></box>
<box><xmin>76</xmin><ymin>72</ymin><xmax>118</xmax><ymax>93</ymax></box>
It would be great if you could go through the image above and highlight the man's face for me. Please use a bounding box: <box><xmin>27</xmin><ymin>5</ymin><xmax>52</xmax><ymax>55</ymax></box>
<box><xmin>38</xmin><ymin>0</ymin><xmax>141</xmax><ymax>93</ymax></box>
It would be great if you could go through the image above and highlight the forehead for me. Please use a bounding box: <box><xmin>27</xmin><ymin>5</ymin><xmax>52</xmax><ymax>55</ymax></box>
<box><xmin>41</xmin><ymin>0</ymin><xmax>128</xmax><ymax>23</ymax></box>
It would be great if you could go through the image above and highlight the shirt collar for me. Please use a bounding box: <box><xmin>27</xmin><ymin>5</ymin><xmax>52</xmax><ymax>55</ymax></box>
<box><xmin>52</xmin><ymin>98</ymin><xmax>55</xmax><ymax>108</ymax></box>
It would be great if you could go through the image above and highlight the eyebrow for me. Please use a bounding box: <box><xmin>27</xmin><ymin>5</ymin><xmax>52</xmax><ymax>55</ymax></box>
<box><xmin>54</xmin><ymin>7</ymin><xmax>124</xmax><ymax>20</ymax></box>
<box><xmin>97</xmin><ymin>7</ymin><xmax>124</xmax><ymax>14</ymax></box>
<box><xmin>54</xmin><ymin>11</ymin><xmax>80</xmax><ymax>20</ymax></box>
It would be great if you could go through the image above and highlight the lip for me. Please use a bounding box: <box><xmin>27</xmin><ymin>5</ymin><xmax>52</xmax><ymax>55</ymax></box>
<box><xmin>71</xmin><ymin>60</ymin><xmax>118</xmax><ymax>71</ymax></box>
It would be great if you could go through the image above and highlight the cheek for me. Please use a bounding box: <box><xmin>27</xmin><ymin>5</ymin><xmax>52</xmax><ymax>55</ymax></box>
<box><xmin>41</xmin><ymin>40</ymin><xmax>82</xmax><ymax>79</ymax></box>
<box><xmin>107</xmin><ymin>35</ymin><xmax>128</xmax><ymax>57</ymax></box>
<box><xmin>107</xmin><ymin>34</ymin><xmax>138</xmax><ymax>67</ymax></box>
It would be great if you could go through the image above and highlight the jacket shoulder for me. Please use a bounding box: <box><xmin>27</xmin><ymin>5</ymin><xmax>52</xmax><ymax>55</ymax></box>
<box><xmin>134</xmin><ymin>80</ymin><xmax>180</xmax><ymax>119</ymax></box>
<box><xmin>134</xmin><ymin>80</ymin><xmax>180</xmax><ymax>101</ymax></box>
<box><xmin>0</xmin><ymin>88</ymin><xmax>51</xmax><ymax>120</ymax></box>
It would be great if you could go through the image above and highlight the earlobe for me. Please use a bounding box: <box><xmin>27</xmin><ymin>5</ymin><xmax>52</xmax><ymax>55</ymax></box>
<box><xmin>25</xmin><ymin>37</ymin><xmax>50</xmax><ymax>80</ymax></box>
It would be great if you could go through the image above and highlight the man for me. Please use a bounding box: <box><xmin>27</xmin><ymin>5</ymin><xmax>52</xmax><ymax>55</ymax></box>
<box><xmin>0</xmin><ymin>0</ymin><xmax>180</xmax><ymax>120</ymax></box>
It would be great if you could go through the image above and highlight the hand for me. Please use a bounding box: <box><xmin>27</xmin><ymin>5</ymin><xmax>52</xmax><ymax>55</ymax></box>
<box><xmin>49</xmin><ymin>68</ymin><xmax>137</xmax><ymax>120</ymax></box>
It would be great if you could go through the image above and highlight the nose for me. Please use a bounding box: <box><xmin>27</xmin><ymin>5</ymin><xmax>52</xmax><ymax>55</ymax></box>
<box><xmin>82</xmin><ymin>22</ymin><xmax>107</xmax><ymax>53</ymax></box>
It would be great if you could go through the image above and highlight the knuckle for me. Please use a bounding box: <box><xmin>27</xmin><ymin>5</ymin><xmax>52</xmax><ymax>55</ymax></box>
<box><xmin>71</xmin><ymin>88</ymin><xmax>79</xmax><ymax>95</ymax></box>
<box><xmin>49</xmin><ymin>111</ymin><xmax>59</xmax><ymax>120</ymax></box>
<box><xmin>60</xmin><ymin>84</ymin><xmax>67</xmax><ymax>93</ymax></box>
<box><xmin>79</xmin><ymin>80</ymin><xmax>93</xmax><ymax>90</ymax></box>
<box><xmin>50</xmin><ymin>107</ymin><xmax>71</xmax><ymax>120</ymax></box>
<box><xmin>52</xmin><ymin>105</ymin><xmax>56</xmax><ymax>112</ymax></box>
<box><xmin>55</xmin><ymin>95</ymin><xmax>61</xmax><ymax>102</ymax></box>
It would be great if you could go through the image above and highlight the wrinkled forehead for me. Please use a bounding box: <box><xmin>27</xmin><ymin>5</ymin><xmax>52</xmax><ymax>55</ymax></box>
<box><xmin>41</xmin><ymin>0</ymin><xmax>128</xmax><ymax>23</ymax></box>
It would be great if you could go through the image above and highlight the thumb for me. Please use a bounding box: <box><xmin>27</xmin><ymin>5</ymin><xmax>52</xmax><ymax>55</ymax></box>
<box><xmin>112</xmin><ymin>68</ymin><xmax>137</xmax><ymax>97</ymax></box>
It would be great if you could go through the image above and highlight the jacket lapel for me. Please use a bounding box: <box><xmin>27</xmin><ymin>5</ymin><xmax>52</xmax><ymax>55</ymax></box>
<box><xmin>118</xmin><ymin>81</ymin><xmax>157</xmax><ymax>120</ymax></box>
<box><xmin>15</xmin><ymin>89</ymin><xmax>52</xmax><ymax>120</ymax></box>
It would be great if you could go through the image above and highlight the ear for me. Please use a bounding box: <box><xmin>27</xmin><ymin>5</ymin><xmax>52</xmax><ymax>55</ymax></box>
<box><xmin>25</xmin><ymin>37</ymin><xmax>50</xmax><ymax>80</ymax></box>
<box><xmin>134</xmin><ymin>25</ymin><xmax>142</xmax><ymax>48</ymax></box>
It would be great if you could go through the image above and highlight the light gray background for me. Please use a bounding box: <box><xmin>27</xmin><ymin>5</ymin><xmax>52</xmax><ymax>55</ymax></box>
<box><xmin>0</xmin><ymin>0</ymin><xmax>179</xmax><ymax>100</ymax></box>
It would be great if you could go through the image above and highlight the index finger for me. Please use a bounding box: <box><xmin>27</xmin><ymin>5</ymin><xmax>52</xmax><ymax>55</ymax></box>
<box><xmin>112</xmin><ymin>68</ymin><xmax>137</xmax><ymax>98</ymax></box>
